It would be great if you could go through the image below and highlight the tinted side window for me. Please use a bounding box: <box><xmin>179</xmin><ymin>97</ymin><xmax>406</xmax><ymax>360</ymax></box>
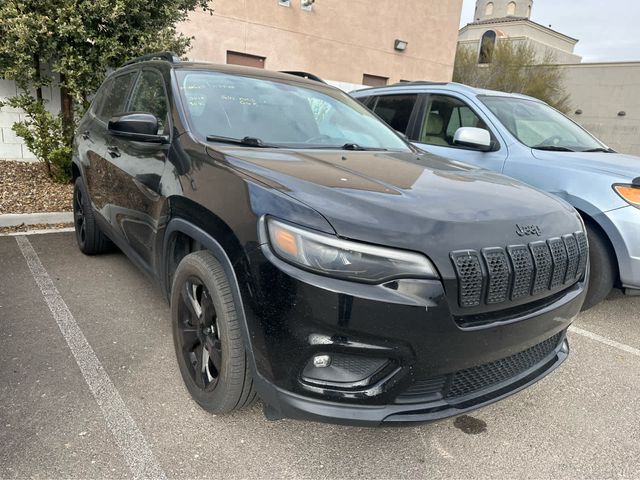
<box><xmin>420</xmin><ymin>95</ymin><xmax>488</xmax><ymax>147</ymax></box>
<box><xmin>355</xmin><ymin>96</ymin><xmax>372</xmax><ymax>107</ymax></box>
<box><xmin>128</xmin><ymin>70</ymin><xmax>169</xmax><ymax>133</ymax></box>
<box><xmin>371</xmin><ymin>94</ymin><xmax>417</xmax><ymax>134</ymax></box>
<box><xmin>97</xmin><ymin>72</ymin><xmax>137</xmax><ymax>122</ymax></box>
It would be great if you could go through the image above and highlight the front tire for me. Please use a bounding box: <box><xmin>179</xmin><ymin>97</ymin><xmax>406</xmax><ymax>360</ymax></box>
<box><xmin>73</xmin><ymin>178</ymin><xmax>112</xmax><ymax>255</ymax></box>
<box><xmin>171</xmin><ymin>251</ymin><xmax>256</xmax><ymax>414</ymax></box>
<box><xmin>582</xmin><ymin>222</ymin><xmax>617</xmax><ymax>311</ymax></box>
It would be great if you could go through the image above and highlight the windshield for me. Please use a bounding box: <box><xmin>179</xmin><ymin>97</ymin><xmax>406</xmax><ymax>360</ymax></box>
<box><xmin>176</xmin><ymin>70</ymin><xmax>410</xmax><ymax>151</ymax></box>
<box><xmin>480</xmin><ymin>95</ymin><xmax>607</xmax><ymax>152</ymax></box>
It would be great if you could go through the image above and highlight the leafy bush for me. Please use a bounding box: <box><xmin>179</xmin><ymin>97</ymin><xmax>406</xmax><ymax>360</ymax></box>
<box><xmin>453</xmin><ymin>40</ymin><xmax>571</xmax><ymax>113</ymax></box>
<box><xmin>0</xmin><ymin>95</ymin><xmax>72</xmax><ymax>182</ymax></box>
<box><xmin>0</xmin><ymin>0</ymin><xmax>213</xmax><ymax>183</ymax></box>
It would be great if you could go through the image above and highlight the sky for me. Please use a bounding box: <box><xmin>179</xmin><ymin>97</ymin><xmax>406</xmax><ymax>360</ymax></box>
<box><xmin>459</xmin><ymin>0</ymin><xmax>640</xmax><ymax>62</ymax></box>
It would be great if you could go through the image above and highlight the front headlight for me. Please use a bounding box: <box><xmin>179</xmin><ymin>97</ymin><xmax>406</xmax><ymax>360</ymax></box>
<box><xmin>267</xmin><ymin>218</ymin><xmax>438</xmax><ymax>283</ymax></box>
<box><xmin>613</xmin><ymin>184</ymin><xmax>640</xmax><ymax>209</ymax></box>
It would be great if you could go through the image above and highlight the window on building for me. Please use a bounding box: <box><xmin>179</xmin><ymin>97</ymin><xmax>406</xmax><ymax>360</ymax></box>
<box><xmin>507</xmin><ymin>2</ymin><xmax>517</xmax><ymax>16</ymax></box>
<box><xmin>478</xmin><ymin>30</ymin><xmax>497</xmax><ymax>64</ymax></box>
<box><xmin>362</xmin><ymin>74</ymin><xmax>388</xmax><ymax>87</ymax></box>
<box><xmin>371</xmin><ymin>94</ymin><xmax>418</xmax><ymax>135</ymax></box>
<box><xmin>226</xmin><ymin>51</ymin><xmax>266</xmax><ymax>69</ymax></box>
<box><xmin>485</xmin><ymin>2</ymin><xmax>494</xmax><ymax>16</ymax></box>
<box><xmin>128</xmin><ymin>70</ymin><xmax>169</xmax><ymax>134</ymax></box>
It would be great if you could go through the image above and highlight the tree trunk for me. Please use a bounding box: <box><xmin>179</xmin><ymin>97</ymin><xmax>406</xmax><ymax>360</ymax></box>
<box><xmin>60</xmin><ymin>75</ymin><xmax>74</xmax><ymax>142</ymax></box>
<box><xmin>33</xmin><ymin>55</ymin><xmax>51</xmax><ymax>177</ymax></box>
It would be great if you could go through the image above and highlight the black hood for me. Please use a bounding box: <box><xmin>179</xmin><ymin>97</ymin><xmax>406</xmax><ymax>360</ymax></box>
<box><xmin>210</xmin><ymin>147</ymin><xmax>582</xmax><ymax>274</ymax></box>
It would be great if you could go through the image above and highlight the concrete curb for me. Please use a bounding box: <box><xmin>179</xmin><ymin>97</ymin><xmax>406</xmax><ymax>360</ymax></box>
<box><xmin>0</xmin><ymin>212</ymin><xmax>73</xmax><ymax>227</ymax></box>
<box><xmin>0</xmin><ymin>227</ymin><xmax>75</xmax><ymax>237</ymax></box>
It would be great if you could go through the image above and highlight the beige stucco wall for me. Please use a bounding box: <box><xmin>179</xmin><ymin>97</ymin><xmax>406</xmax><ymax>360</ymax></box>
<box><xmin>562</xmin><ymin>62</ymin><xmax>640</xmax><ymax>156</ymax></box>
<box><xmin>179</xmin><ymin>0</ymin><xmax>463</xmax><ymax>84</ymax></box>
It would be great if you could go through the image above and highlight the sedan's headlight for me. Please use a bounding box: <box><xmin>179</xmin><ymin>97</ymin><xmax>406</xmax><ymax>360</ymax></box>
<box><xmin>267</xmin><ymin>218</ymin><xmax>438</xmax><ymax>283</ymax></box>
<box><xmin>613</xmin><ymin>184</ymin><xmax>640</xmax><ymax>209</ymax></box>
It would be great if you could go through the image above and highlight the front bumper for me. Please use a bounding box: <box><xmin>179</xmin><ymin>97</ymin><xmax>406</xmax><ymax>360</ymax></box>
<box><xmin>240</xmin><ymin>245</ymin><xmax>585</xmax><ymax>426</ymax></box>
<box><xmin>600</xmin><ymin>206</ymin><xmax>640</xmax><ymax>289</ymax></box>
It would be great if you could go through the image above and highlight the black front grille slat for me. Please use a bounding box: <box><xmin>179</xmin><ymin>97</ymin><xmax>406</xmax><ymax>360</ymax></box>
<box><xmin>452</xmin><ymin>232</ymin><xmax>588</xmax><ymax>309</ymax></box>
<box><xmin>547</xmin><ymin>238</ymin><xmax>568</xmax><ymax>288</ymax></box>
<box><xmin>563</xmin><ymin>234</ymin><xmax>580</xmax><ymax>282</ymax></box>
<box><xmin>482</xmin><ymin>248</ymin><xmax>511</xmax><ymax>304</ymax></box>
<box><xmin>451</xmin><ymin>251</ymin><xmax>484</xmax><ymax>308</ymax></box>
<box><xmin>507</xmin><ymin>245</ymin><xmax>534</xmax><ymax>299</ymax></box>
<box><xmin>396</xmin><ymin>333</ymin><xmax>564</xmax><ymax>403</ymax></box>
<box><xmin>529</xmin><ymin>242</ymin><xmax>553</xmax><ymax>294</ymax></box>
<box><xmin>575</xmin><ymin>231</ymin><xmax>589</xmax><ymax>278</ymax></box>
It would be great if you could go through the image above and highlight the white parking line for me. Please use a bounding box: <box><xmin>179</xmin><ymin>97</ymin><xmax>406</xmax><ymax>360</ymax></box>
<box><xmin>15</xmin><ymin>235</ymin><xmax>166</xmax><ymax>480</ymax></box>
<box><xmin>569</xmin><ymin>325</ymin><xmax>640</xmax><ymax>358</ymax></box>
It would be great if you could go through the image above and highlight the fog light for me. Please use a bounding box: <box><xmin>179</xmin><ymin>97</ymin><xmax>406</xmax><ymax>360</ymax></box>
<box><xmin>313</xmin><ymin>354</ymin><xmax>332</xmax><ymax>368</ymax></box>
<box><xmin>301</xmin><ymin>353</ymin><xmax>392</xmax><ymax>389</ymax></box>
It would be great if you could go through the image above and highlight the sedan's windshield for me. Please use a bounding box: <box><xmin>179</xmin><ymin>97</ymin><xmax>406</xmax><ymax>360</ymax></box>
<box><xmin>480</xmin><ymin>95</ymin><xmax>607</xmax><ymax>152</ymax></box>
<box><xmin>176</xmin><ymin>70</ymin><xmax>410</xmax><ymax>151</ymax></box>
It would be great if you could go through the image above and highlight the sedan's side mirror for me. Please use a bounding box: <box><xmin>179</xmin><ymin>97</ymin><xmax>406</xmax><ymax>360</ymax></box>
<box><xmin>108</xmin><ymin>113</ymin><xmax>167</xmax><ymax>143</ymax></box>
<box><xmin>453</xmin><ymin>127</ymin><xmax>492</xmax><ymax>152</ymax></box>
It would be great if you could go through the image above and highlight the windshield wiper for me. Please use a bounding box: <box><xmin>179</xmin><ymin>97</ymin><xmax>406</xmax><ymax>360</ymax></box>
<box><xmin>581</xmin><ymin>147</ymin><xmax>616</xmax><ymax>153</ymax></box>
<box><xmin>531</xmin><ymin>145</ymin><xmax>575</xmax><ymax>152</ymax></box>
<box><xmin>341</xmin><ymin>143</ymin><xmax>387</xmax><ymax>151</ymax></box>
<box><xmin>205</xmin><ymin>135</ymin><xmax>279</xmax><ymax>148</ymax></box>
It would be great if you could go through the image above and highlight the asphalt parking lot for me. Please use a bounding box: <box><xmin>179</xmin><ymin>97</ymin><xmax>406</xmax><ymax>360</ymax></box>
<box><xmin>1</xmin><ymin>231</ymin><xmax>639</xmax><ymax>479</ymax></box>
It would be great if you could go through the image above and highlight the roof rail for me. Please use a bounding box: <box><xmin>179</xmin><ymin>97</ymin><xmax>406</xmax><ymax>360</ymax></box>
<box><xmin>123</xmin><ymin>52</ymin><xmax>181</xmax><ymax>66</ymax></box>
<box><xmin>280</xmin><ymin>71</ymin><xmax>327</xmax><ymax>84</ymax></box>
<box><xmin>389</xmin><ymin>80</ymin><xmax>448</xmax><ymax>87</ymax></box>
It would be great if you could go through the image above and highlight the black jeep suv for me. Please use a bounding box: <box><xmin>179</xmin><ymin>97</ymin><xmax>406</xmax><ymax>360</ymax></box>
<box><xmin>72</xmin><ymin>53</ymin><xmax>588</xmax><ymax>426</ymax></box>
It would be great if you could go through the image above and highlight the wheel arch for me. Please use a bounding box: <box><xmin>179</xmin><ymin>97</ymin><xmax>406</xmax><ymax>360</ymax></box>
<box><xmin>161</xmin><ymin>196</ymin><xmax>248</xmax><ymax>301</ymax></box>
<box><xmin>574</xmin><ymin>207</ymin><xmax>621</xmax><ymax>286</ymax></box>
<box><xmin>160</xmin><ymin>195</ymin><xmax>270</xmax><ymax>391</ymax></box>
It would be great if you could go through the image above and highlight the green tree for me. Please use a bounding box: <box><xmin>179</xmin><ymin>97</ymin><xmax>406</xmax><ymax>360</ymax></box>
<box><xmin>453</xmin><ymin>40</ymin><xmax>570</xmax><ymax>113</ymax></box>
<box><xmin>0</xmin><ymin>0</ymin><xmax>212</xmax><ymax>181</ymax></box>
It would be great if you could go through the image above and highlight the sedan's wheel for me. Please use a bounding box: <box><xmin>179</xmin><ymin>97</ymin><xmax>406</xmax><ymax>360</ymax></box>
<box><xmin>73</xmin><ymin>178</ymin><xmax>112</xmax><ymax>255</ymax></box>
<box><xmin>171</xmin><ymin>251</ymin><xmax>256</xmax><ymax>413</ymax></box>
<box><xmin>581</xmin><ymin>222</ymin><xmax>618</xmax><ymax>311</ymax></box>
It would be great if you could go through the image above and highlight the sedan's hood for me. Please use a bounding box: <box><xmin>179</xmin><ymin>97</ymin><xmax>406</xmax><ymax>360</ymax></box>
<box><xmin>212</xmin><ymin>147</ymin><xmax>581</xmax><ymax>258</ymax></box>
<box><xmin>531</xmin><ymin>150</ymin><xmax>640</xmax><ymax>180</ymax></box>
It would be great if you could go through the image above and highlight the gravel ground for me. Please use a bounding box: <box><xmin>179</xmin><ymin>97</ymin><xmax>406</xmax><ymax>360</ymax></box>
<box><xmin>0</xmin><ymin>161</ymin><xmax>73</xmax><ymax>215</ymax></box>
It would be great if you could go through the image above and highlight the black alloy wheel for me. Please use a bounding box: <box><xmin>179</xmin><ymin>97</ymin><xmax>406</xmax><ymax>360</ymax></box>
<box><xmin>73</xmin><ymin>178</ymin><xmax>112</xmax><ymax>255</ymax></box>
<box><xmin>176</xmin><ymin>277</ymin><xmax>223</xmax><ymax>390</ymax></box>
<box><xmin>171</xmin><ymin>251</ymin><xmax>256</xmax><ymax>413</ymax></box>
<box><xmin>73</xmin><ymin>184</ymin><xmax>87</xmax><ymax>246</ymax></box>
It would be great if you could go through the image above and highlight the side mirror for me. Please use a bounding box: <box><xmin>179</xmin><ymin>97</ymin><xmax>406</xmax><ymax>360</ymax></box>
<box><xmin>453</xmin><ymin>127</ymin><xmax>492</xmax><ymax>152</ymax></box>
<box><xmin>108</xmin><ymin>113</ymin><xmax>167</xmax><ymax>143</ymax></box>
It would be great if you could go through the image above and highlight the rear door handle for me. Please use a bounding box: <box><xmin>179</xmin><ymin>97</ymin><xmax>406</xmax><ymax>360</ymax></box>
<box><xmin>107</xmin><ymin>146</ymin><xmax>121</xmax><ymax>158</ymax></box>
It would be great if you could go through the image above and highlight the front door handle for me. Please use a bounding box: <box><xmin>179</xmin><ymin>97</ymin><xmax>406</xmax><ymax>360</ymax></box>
<box><xmin>107</xmin><ymin>146</ymin><xmax>121</xmax><ymax>158</ymax></box>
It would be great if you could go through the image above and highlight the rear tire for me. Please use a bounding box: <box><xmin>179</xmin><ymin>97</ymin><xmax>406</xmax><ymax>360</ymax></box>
<box><xmin>73</xmin><ymin>178</ymin><xmax>112</xmax><ymax>255</ymax></box>
<box><xmin>171</xmin><ymin>250</ymin><xmax>256</xmax><ymax>414</ymax></box>
<box><xmin>582</xmin><ymin>222</ymin><xmax>617</xmax><ymax>311</ymax></box>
